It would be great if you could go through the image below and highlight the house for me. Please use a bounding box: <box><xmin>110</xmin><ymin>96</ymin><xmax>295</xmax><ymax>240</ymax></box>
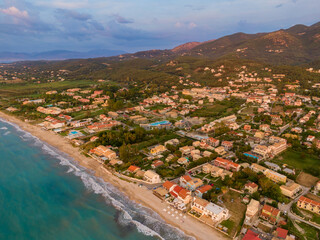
<box><xmin>144</xmin><ymin>170</ymin><xmax>161</xmax><ymax>184</ymax></box>
<box><xmin>150</xmin><ymin>145</ymin><xmax>167</xmax><ymax>156</ymax></box>
<box><xmin>185</xmin><ymin>178</ymin><xmax>203</xmax><ymax>191</ymax></box>
<box><xmin>214</xmin><ymin>157</ymin><xmax>240</xmax><ymax>172</ymax></box>
<box><xmin>244</xmin><ymin>182</ymin><xmax>258</xmax><ymax>194</ymax></box>
<box><xmin>260</xmin><ymin>204</ymin><xmax>280</xmax><ymax>224</ymax></box>
<box><xmin>275</xmin><ymin>227</ymin><xmax>288</xmax><ymax>240</ymax></box>
<box><xmin>307</xmin><ymin>135</ymin><xmax>315</xmax><ymax>142</ymax></box>
<box><xmin>254</xmin><ymin>131</ymin><xmax>265</xmax><ymax>139</ymax></box>
<box><xmin>210</xmin><ymin>165</ymin><xmax>233</xmax><ymax>180</ymax></box>
<box><xmin>252</xmin><ymin>145</ymin><xmax>270</xmax><ymax>158</ymax></box>
<box><xmin>242</xmin><ymin>229</ymin><xmax>261</xmax><ymax>240</ymax></box>
<box><xmin>191</xmin><ymin>197</ymin><xmax>229</xmax><ymax>223</ymax></box>
<box><xmin>245</xmin><ymin>199</ymin><xmax>260</xmax><ymax>223</ymax></box>
<box><xmin>203</xmin><ymin>163</ymin><xmax>214</xmax><ymax>173</ymax></box>
<box><xmin>180</xmin><ymin>175</ymin><xmax>192</xmax><ymax>188</ymax></box>
<box><xmin>90</xmin><ymin>145</ymin><xmax>117</xmax><ymax>160</ymax></box>
<box><xmin>265</xmin><ymin>169</ymin><xmax>287</xmax><ymax>183</ymax></box>
<box><xmin>177</xmin><ymin>188</ymin><xmax>192</xmax><ymax>204</ymax></box>
<box><xmin>179</xmin><ymin>146</ymin><xmax>195</xmax><ymax>155</ymax></box>
<box><xmin>264</xmin><ymin>162</ymin><xmax>281</xmax><ymax>171</ymax></box>
<box><xmin>195</xmin><ymin>185</ymin><xmax>212</xmax><ymax>198</ymax></box>
<box><xmin>251</xmin><ymin>163</ymin><xmax>267</xmax><ymax>174</ymax></box>
<box><xmin>109</xmin><ymin>159</ymin><xmax>123</xmax><ymax>166</ymax></box>
<box><xmin>151</xmin><ymin>160</ymin><xmax>164</xmax><ymax>169</ymax></box>
<box><xmin>221</xmin><ymin>141</ymin><xmax>233</xmax><ymax>150</ymax></box>
<box><xmin>297</xmin><ymin>196</ymin><xmax>320</xmax><ymax>215</ymax></box>
<box><xmin>214</xmin><ymin>146</ymin><xmax>227</xmax><ymax>156</ymax></box>
<box><xmin>164</xmin><ymin>138</ymin><xmax>180</xmax><ymax>146</ymax></box>
<box><xmin>108</xmin><ymin>111</ymin><xmax>119</xmax><ymax>118</ymax></box>
<box><xmin>244</xmin><ymin>125</ymin><xmax>252</xmax><ymax>131</ymax></box>
<box><xmin>260</xmin><ymin>124</ymin><xmax>271</xmax><ymax>132</ymax></box>
<box><xmin>205</xmin><ymin>137</ymin><xmax>220</xmax><ymax>147</ymax></box>
<box><xmin>127</xmin><ymin>165</ymin><xmax>140</xmax><ymax>173</ymax></box>
<box><xmin>177</xmin><ymin>157</ymin><xmax>189</xmax><ymax>165</ymax></box>
<box><xmin>280</xmin><ymin>182</ymin><xmax>302</xmax><ymax>198</ymax></box>
<box><xmin>163</xmin><ymin>181</ymin><xmax>176</xmax><ymax>192</ymax></box>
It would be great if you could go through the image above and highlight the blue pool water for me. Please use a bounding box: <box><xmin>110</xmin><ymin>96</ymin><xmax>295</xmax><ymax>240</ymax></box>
<box><xmin>150</xmin><ymin>121</ymin><xmax>170</xmax><ymax>126</ymax></box>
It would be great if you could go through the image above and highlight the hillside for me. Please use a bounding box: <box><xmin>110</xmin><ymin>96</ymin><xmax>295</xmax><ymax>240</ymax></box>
<box><xmin>109</xmin><ymin>21</ymin><xmax>320</xmax><ymax>65</ymax></box>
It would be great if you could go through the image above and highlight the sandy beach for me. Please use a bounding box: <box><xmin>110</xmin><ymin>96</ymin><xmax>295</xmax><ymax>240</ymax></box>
<box><xmin>0</xmin><ymin>111</ymin><xmax>229</xmax><ymax>240</ymax></box>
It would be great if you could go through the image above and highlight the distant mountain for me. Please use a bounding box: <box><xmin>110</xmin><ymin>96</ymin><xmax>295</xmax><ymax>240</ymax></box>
<box><xmin>0</xmin><ymin>49</ymin><xmax>126</xmax><ymax>62</ymax></box>
<box><xmin>112</xmin><ymin>21</ymin><xmax>320</xmax><ymax>65</ymax></box>
<box><xmin>3</xmin><ymin>21</ymin><xmax>320</xmax><ymax>65</ymax></box>
<box><xmin>171</xmin><ymin>42</ymin><xmax>202</xmax><ymax>53</ymax></box>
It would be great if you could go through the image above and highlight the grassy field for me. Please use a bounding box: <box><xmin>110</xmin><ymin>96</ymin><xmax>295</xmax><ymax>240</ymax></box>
<box><xmin>288</xmin><ymin>219</ymin><xmax>320</xmax><ymax>240</ymax></box>
<box><xmin>0</xmin><ymin>80</ymin><xmax>94</xmax><ymax>97</ymax></box>
<box><xmin>221</xmin><ymin>190</ymin><xmax>246</xmax><ymax>237</ymax></box>
<box><xmin>274</xmin><ymin>149</ymin><xmax>320</xmax><ymax>177</ymax></box>
<box><xmin>296</xmin><ymin>172</ymin><xmax>319</xmax><ymax>187</ymax></box>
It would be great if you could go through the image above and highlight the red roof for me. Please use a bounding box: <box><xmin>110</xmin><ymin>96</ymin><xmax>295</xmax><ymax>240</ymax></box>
<box><xmin>298</xmin><ymin>196</ymin><xmax>320</xmax><ymax>208</ymax></box>
<box><xmin>276</xmin><ymin>227</ymin><xmax>288</xmax><ymax>239</ymax></box>
<box><xmin>128</xmin><ymin>165</ymin><xmax>140</xmax><ymax>172</ymax></box>
<box><xmin>178</xmin><ymin>188</ymin><xmax>189</xmax><ymax>199</ymax></box>
<box><xmin>242</xmin><ymin>230</ymin><xmax>261</xmax><ymax>240</ymax></box>
<box><xmin>196</xmin><ymin>185</ymin><xmax>212</xmax><ymax>193</ymax></box>
<box><xmin>181</xmin><ymin>175</ymin><xmax>192</xmax><ymax>182</ymax></box>
<box><xmin>163</xmin><ymin>181</ymin><xmax>175</xmax><ymax>191</ymax></box>
<box><xmin>245</xmin><ymin>182</ymin><xmax>258</xmax><ymax>189</ymax></box>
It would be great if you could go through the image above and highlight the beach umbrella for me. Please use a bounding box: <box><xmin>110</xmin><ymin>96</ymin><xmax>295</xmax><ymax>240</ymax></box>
<box><xmin>176</xmin><ymin>217</ymin><xmax>179</xmax><ymax>219</ymax></box>
<box><xmin>183</xmin><ymin>216</ymin><xmax>186</xmax><ymax>219</ymax></box>
<box><xmin>179</xmin><ymin>213</ymin><xmax>182</xmax><ymax>216</ymax></box>
<box><xmin>172</xmin><ymin>214</ymin><xmax>175</xmax><ymax>217</ymax></box>
<box><xmin>163</xmin><ymin>209</ymin><xmax>166</xmax><ymax>212</ymax></box>
<box><xmin>168</xmin><ymin>211</ymin><xmax>171</xmax><ymax>214</ymax></box>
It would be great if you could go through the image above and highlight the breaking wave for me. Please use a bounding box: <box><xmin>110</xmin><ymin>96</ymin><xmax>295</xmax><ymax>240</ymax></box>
<box><xmin>0</xmin><ymin>117</ymin><xmax>194</xmax><ymax>240</ymax></box>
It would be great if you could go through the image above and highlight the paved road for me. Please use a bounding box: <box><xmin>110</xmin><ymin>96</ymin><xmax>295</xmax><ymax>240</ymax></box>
<box><xmin>278</xmin><ymin>186</ymin><xmax>320</xmax><ymax>230</ymax></box>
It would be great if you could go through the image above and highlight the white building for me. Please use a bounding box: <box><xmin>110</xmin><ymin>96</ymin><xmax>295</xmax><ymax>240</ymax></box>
<box><xmin>144</xmin><ymin>170</ymin><xmax>161</xmax><ymax>184</ymax></box>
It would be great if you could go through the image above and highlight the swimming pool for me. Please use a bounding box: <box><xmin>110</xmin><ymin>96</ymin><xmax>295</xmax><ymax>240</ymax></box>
<box><xmin>149</xmin><ymin>120</ymin><xmax>170</xmax><ymax>126</ymax></box>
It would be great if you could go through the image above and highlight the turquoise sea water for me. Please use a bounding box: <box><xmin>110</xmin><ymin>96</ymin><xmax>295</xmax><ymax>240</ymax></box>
<box><xmin>0</xmin><ymin>119</ymin><xmax>193</xmax><ymax>240</ymax></box>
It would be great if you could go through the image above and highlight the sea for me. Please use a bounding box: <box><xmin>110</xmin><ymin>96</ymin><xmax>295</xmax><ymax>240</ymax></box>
<box><xmin>0</xmin><ymin>118</ymin><xmax>194</xmax><ymax>240</ymax></box>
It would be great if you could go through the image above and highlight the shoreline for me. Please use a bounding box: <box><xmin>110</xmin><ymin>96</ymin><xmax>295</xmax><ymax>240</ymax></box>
<box><xmin>0</xmin><ymin>111</ymin><xmax>229</xmax><ymax>240</ymax></box>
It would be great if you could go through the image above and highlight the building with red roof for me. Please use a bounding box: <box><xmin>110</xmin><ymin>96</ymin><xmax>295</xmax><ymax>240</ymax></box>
<box><xmin>244</xmin><ymin>182</ymin><xmax>258</xmax><ymax>194</ymax></box>
<box><xmin>195</xmin><ymin>185</ymin><xmax>212</xmax><ymax>197</ymax></box>
<box><xmin>179</xmin><ymin>175</ymin><xmax>193</xmax><ymax>188</ymax></box>
<box><xmin>214</xmin><ymin>157</ymin><xmax>240</xmax><ymax>172</ymax></box>
<box><xmin>127</xmin><ymin>165</ymin><xmax>140</xmax><ymax>173</ymax></box>
<box><xmin>242</xmin><ymin>230</ymin><xmax>261</xmax><ymax>240</ymax></box>
<box><xmin>275</xmin><ymin>227</ymin><xmax>288</xmax><ymax>239</ymax></box>
<box><xmin>260</xmin><ymin>204</ymin><xmax>280</xmax><ymax>224</ymax></box>
<box><xmin>297</xmin><ymin>196</ymin><xmax>320</xmax><ymax>215</ymax></box>
<box><xmin>162</xmin><ymin>181</ymin><xmax>176</xmax><ymax>192</ymax></box>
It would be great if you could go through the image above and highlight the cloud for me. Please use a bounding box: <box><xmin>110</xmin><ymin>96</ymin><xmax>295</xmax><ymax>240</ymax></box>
<box><xmin>0</xmin><ymin>6</ymin><xmax>29</xmax><ymax>20</ymax></box>
<box><xmin>55</xmin><ymin>9</ymin><xmax>91</xmax><ymax>21</ymax></box>
<box><xmin>175</xmin><ymin>21</ymin><xmax>197</xmax><ymax>29</ymax></box>
<box><xmin>113</xmin><ymin>14</ymin><xmax>134</xmax><ymax>24</ymax></box>
<box><xmin>184</xmin><ymin>4</ymin><xmax>205</xmax><ymax>11</ymax></box>
<box><xmin>275</xmin><ymin>4</ymin><xmax>283</xmax><ymax>8</ymax></box>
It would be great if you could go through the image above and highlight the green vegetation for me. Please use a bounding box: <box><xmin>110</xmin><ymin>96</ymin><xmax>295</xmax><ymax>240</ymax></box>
<box><xmin>189</xmin><ymin>98</ymin><xmax>245</xmax><ymax>120</ymax></box>
<box><xmin>274</xmin><ymin>149</ymin><xmax>320</xmax><ymax>177</ymax></box>
<box><xmin>220</xmin><ymin>219</ymin><xmax>235</xmax><ymax>234</ymax></box>
<box><xmin>0</xmin><ymin>80</ymin><xmax>93</xmax><ymax>97</ymax></box>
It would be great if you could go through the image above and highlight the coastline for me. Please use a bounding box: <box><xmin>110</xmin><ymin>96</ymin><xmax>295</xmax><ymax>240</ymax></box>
<box><xmin>0</xmin><ymin>111</ymin><xmax>229</xmax><ymax>240</ymax></box>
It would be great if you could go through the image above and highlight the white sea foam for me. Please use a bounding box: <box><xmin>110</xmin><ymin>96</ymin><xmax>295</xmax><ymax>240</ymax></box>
<box><xmin>3</xmin><ymin>131</ymin><xmax>10</xmax><ymax>135</ymax></box>
<box><xmin>0</xmin><ymin>117</ymin><xmax>194</xmax><ymax>240</ymax></box>
<box><xmin>0</xmin><ymin>126</ymin><xmax>8</xmax><ymax>130</ymax></box>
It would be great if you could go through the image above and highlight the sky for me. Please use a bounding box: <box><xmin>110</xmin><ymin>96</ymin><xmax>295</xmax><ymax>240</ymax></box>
<box><xmin>0</xmin><ymin>0</ymin><xmax>319</xmax><ymax>53</ymax></box>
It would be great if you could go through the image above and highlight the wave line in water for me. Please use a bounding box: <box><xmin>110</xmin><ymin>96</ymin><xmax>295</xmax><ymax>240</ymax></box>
<box><xmin>0</xmin><ymin>118</ymin><xmax>194</xmax><ymax>240</ymax></box>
